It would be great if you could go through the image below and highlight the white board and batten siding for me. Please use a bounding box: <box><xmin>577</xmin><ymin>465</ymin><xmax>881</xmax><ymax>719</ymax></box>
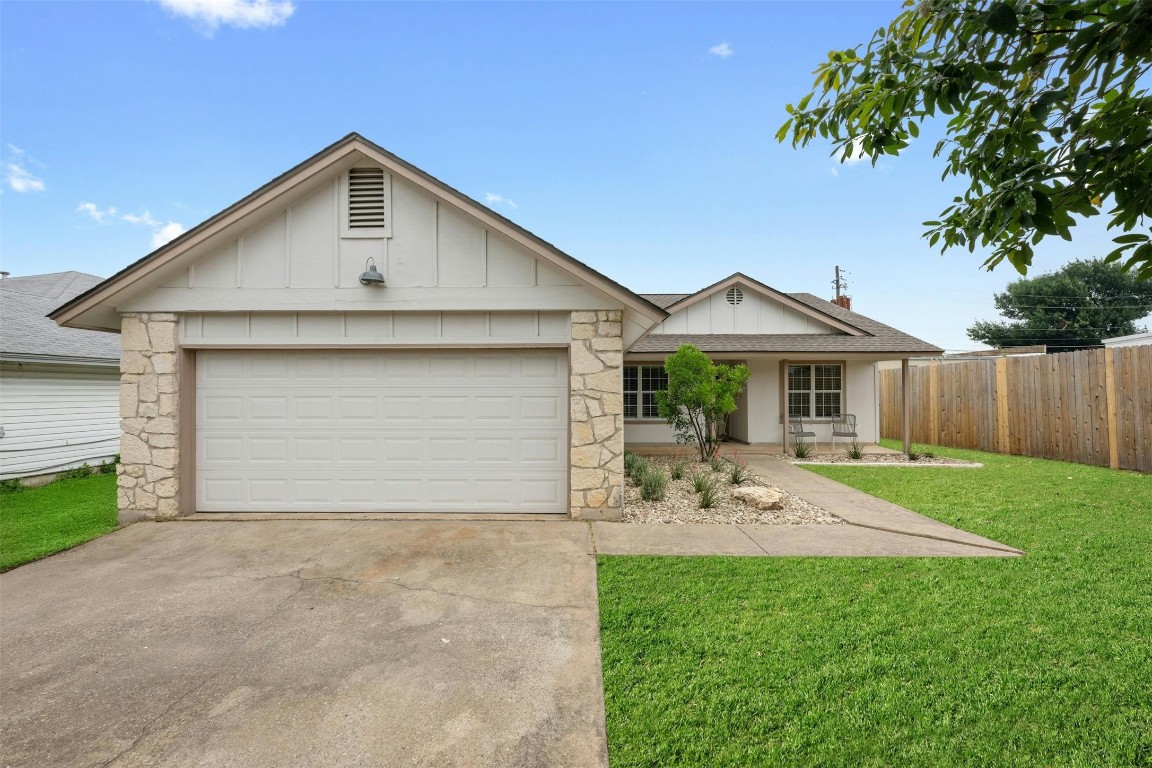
<box><xmin>182</xmin><ymin>311</ymin><xmax>572</xmax><ymax>347</ymax></box>
<box><xmin>125</xmin><ymin>166</ymin><xmax>646</xmax><ymax>344</ymax></box>
<box><xmin>649</xmin><ymin>287</ymin><xmax>838</xmax><ymax>335</ymax></box>
<box><xmin>196</xmin><ymin>349</ymin><xmax>569</xmax><ymax>513</ymax></box>
<box><xmin>0</xmin><ymin>362</ymin><xmax>120</xmax><ymax>479</ymax></box>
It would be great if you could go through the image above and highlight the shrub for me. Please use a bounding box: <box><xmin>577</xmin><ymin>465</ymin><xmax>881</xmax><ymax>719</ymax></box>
<box><xmin>709</xmin><ymin>456</ymin><xmax>725</xmax><ymax>473</ymax></box>
<box><xmin>793</xmin><ymin>440</ymin><xmax>812</xmax><ymax>459</ymax></box>
<box><xmin>845</xmin><ymin>440</ymin><xmax>865</xmax><ymax>460</ymax></box>
<box><xmin>0</xmin><ymin>479</ymin><xmax>23</xmax><ymax>494</ymax></box>
<box><xmin>691</xmin><ymin>471</ymin><xmax>709</xmax><ymax>494</ymax></box>
<box><xmin>907</xmin><ymin>451</ymin><xmax>923</xmax><ymax>462</ymax></box>
<box><xmin>58</xmin><ymin>463</ymin><xmax>93</xmax><ymax>480</ymax></box>
<box><xmin>670</xmin><ymin>460</ymin><xmax>687</xmax><ymax>481</ymax></box>
<box><xmin>698</xmin><ymin>477</ymin><xmax>719</xmax><ymax>509</ymax></box>
<box><xmin>729</xmin><ymin>462</ymin><xmax>749</xmax><ymax>485</ymax></box>
<box><xmin>628</xmin><ymin>457</ymin><xmax>651</xmax><ymax>484</ymax></box>
<box><xmin>640</xmin><ymin>469</ymin><xmax>668</xmax><ymax>502</ymax></box>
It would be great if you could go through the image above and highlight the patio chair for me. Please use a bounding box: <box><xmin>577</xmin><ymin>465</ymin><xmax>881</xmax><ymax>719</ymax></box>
<box><xmin>787</xmin><ymin>415</ymin><xmax>816</xmax><ymax>449</ymax></box>
<box><xmin>831</xmin><ymin>413</ymin><xmax>858</xmax><ymax>449</ymax></box>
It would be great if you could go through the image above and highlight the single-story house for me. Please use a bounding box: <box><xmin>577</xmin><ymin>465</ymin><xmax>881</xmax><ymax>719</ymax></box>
<box><xmin>1</xmin><ymin>272</ymin><xmax>121</xmax><ymax>480</ymax></box>
<box><xmin>51</xmin><ymin>133</ymin><xmax>940</xmax><ymax>522</ymax></box>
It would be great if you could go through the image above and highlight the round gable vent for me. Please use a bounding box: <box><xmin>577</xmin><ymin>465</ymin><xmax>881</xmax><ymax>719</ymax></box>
<box><xmin>726</xmin><ymin>286</ymin><xmax>744</xmax><ymax>305</ymax></box>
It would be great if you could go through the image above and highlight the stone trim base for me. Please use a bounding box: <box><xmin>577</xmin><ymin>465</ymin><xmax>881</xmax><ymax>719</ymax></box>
<box><xmin>570</xmin><ymin>311</ymin><xmax>624</xmax><ymax>521</ymax></box>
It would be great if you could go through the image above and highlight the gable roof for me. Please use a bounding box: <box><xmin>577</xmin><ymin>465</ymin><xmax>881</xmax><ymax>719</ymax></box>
<box><xmin>658</xmin><ymin>273</ymin><xmax>866</xmax><ymax>336</ymax></box>
<box><xmin>51</xmin><ymin>133</ymin><xmax>667</xmax><ymax>331</ymax></box>
<box><xmin>1</xmin><ymin>273</ymin><xmax>121</xmax><ymax>363</ymax></box>
<box><xmin>631</xmin><ymin>285</ymin><xmax>942</xmax><ymax>356</ymax></box>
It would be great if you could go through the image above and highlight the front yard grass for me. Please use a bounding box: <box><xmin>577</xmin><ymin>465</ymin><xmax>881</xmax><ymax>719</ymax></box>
<box><xmin>0</xmin><ymin>474</ymin><xmax>117</xmax><ymax>571</ymax></box>
<box><xmin>598</xmin><ymin>444</ymin><xmax>1152</xmax><ymax>767</ymax></box>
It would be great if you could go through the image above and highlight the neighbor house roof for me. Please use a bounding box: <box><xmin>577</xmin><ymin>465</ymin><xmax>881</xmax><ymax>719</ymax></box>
<box><xmin>631</xmin><ymin>288</ymin><xmax>942</xmax><ymax>356</ymax></box>
<box><xmin>1</xmin><ymin>272</ymin><xmax>121</xmax><ymax>363</ymax></box>
<box><xmin>51</xmin><ymin>133</ymin><xmax>667</xmax><ymax>332</ymax></box>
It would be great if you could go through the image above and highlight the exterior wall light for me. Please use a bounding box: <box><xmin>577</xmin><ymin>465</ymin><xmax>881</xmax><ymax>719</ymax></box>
<box><xmin>359</xmin><ymin>257</ymin><xmax>385</xmax><ymax>286</ymax></box>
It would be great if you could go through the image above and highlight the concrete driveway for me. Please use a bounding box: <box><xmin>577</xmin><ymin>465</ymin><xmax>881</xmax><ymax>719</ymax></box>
<box><xmin>0</xmin><ymin>520</ymin><xmax>608</xmax><ymax>768</ymax></box>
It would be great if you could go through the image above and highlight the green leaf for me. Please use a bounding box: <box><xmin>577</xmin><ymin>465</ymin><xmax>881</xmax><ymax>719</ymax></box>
<box><xmin>985</xmin><ymin>2</ymin><xmax>1018</xmax><ymax>34</ymax></box>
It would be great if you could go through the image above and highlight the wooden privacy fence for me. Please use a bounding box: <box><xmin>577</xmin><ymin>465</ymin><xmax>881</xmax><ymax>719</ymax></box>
<box><xmin>879</xmin><ymin>346</ymin><xmax>1152</xmax><ymax>473</ymax></box>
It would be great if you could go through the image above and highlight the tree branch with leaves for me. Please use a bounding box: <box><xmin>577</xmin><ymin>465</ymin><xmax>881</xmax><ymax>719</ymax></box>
<box><xmin>779</xmin><ymin>0</ymin><xmax>1152</xmax><ymax>278</ymax></box>
<box><xmin>656</xmin><ymin>345</ymin><xmax>750</xmax><ymax>461</ymax></box>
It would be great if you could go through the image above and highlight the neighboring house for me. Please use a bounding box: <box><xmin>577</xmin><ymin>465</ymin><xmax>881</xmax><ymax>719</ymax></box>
<box><xmin>1</xmin><ymin>272</ymin><xmax>121</xmax><ymax>480</ymax></box>
<box><xmin>627</xmin><ymin>274</ymin><xmax>941</xmax><ymax>446</ymax></box>
<box><xmin>1103</xmin><ymin>331</ymin><xmax>1152</xmax><ymax>348</ymax></box>
<box><xmin>51</xmin><ymin>133</ymin><xmax>936</xmax><ymax>522</ymax></box>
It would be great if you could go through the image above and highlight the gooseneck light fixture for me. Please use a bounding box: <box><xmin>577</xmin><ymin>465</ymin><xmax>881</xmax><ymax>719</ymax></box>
<box><xmin>359</xmin><ymin>257</ymin><xmax>385</xmax><ymax>287</ymax></box>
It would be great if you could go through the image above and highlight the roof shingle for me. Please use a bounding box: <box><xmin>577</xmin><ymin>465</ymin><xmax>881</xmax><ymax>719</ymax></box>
<box><xmin>1</xmin><ymin>272</ymin><xmax>121</xmax><ymax>361</ymax></box>
<box><xmin>632</xmin><ymin>290</ymin><xmax>942</xmax><ymax>355</ymax></box>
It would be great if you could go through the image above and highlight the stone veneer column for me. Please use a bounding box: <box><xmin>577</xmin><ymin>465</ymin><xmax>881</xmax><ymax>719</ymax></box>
<box><xmin>117</xmin><ymin>313</ymin><xmax>181</xmax><ymax>521</ymax></box>
<box><xmin>569</xmin><ymin>310</ymin><xmax>624</xmax><ymax>521</ymax></box>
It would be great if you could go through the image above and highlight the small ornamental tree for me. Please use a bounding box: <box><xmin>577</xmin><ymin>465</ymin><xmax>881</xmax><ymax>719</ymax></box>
<box><xmin>656</xmin><ymin>345</ymin><xmax>750</xmax><ymax>461</ymax></box>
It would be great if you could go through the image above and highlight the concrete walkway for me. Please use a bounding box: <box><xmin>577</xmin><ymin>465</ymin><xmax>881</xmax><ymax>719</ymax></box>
<box><xmin>594</xmin><ymin>455</ymin><xmax>1022</xmax><ymax>558</ymax></box>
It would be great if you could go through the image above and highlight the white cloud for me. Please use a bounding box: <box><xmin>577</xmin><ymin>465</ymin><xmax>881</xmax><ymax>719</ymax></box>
<box><xmin>77</xmin><ymin>203</ymin><xmax>185</xmax><ymax>248</ymax></box>
<box><xmin>4</xmin><ymin>146</ymin><xmax>45</xmax><ymax>193</ymax></box>
<box><xmin>121</xmin><ymin>210</ymin><xmax>160</xmax><ymax>227</ymax></box>
<box><xmin>709</xmin><ymin>42</ymin><xmax>734</xmax><ymax>58</ymax></box>
<box><xmin>152</xmin><ymin>222</ymin><xmax>186</xmax><ymax>248</ymax></box>
<box><xmin>485</xmin><ymin>193</ymin><xmax>518</xmax><ymax>209</ymax></box>
<box><xmin>77</xmin><ymin>202</ymin><xmax>118</xmax><ymax>223</ymax></box>
<box><xmin>157</xmin><ymin>0</ymin><xmax>295</xmax><ymax>32</ymax></box>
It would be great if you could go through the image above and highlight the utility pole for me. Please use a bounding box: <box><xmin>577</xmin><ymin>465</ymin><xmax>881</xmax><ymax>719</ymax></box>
<box><xmin>831</xmin><ymin>266</ymin><xmax>851</xmax><ymax>310</ymax></box>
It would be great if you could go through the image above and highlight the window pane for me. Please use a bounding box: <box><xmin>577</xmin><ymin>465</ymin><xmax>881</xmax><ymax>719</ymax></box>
<box><xmin>788</xmin><ymin>364</ymin><xmax>811</xmax><ymax>392</ymax></box>
<box><xmin>642</xmin><ymin>392</ymin><xmax>660</xmax><ymax>419</ymax></box>
<box><xmin>814</xmin><ymin>364</ymin><xmax>841</xmax><ymax>392</ymax></box>
<box><xmin>788</xmin><ymin>392</ymin><xmax>809</xmax><ymax>418</ymax></box>
<box><xmin>815</xmin><ymin>392</ymin><xmax>841</xmax><ymax>418</ymax></box>
<box><xmin>623</xmin><ymin>366</ymin><xmax>638</xmax><ymax>392</ymax></box>
<box><xmin>641</xmin><ymin>366</ymin><xmax>667</xmax><ymax>391</ymax></box>
<box><xmin>624</xmin><ymin>392</ymin><xmax>637</xmax><ymax>419</ymax></box>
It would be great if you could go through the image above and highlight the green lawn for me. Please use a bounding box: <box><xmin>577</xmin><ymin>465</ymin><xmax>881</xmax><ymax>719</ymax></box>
<box><xmin>0</xmin><ymin>474</ymin><xmax>118</xmax><ymax>571</ymax></box>
<box><xmin>598</xmin><ymin>444</ymin><xmax>1152</xmax><ymax>767</ymax></box>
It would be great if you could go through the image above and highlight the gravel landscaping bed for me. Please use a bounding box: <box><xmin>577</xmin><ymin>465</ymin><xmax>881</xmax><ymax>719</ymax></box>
<box><xmin>772</xmin><ymin>452</ymin><xmax>980</xmax><ymax>466</ymax></box>
<box><xmin>622</xmin><ymin>456</ymin><xmax>843</xmax><ymax>525</ymax></box>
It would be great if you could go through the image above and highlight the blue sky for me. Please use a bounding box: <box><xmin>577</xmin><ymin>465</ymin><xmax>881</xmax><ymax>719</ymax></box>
<box><xmin>0</xmin><ymin>0</ymin><xmax>1130</xmax><ymax>351</ymax></box>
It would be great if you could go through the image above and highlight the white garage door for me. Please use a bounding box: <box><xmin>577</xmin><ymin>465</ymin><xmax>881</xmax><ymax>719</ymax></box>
<box><xmin>195</xmin><ymin>349</ymin><xmax>568</xmax><ymax>513</ymax></box>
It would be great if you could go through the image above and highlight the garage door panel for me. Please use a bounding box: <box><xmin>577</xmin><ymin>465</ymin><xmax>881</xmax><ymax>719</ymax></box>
<box><xmin>196</xmin><ymin>473</ymin><xmax>565</xmax><ymax>512</ymax></box>
<box><xmin>198</xmin><ymin>433</ymin><xmax>566</xmax><ymax>468</ymax></box>
<box><xmin>196</xmin><ymin>349</ymin><xmax>569</xmax><ymax>513</ymax></box>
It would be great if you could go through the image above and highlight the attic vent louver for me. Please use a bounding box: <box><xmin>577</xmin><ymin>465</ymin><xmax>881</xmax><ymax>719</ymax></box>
<box><xmin>348</xmin><ymin>167</ymin><xmax>387</xmax><ymax>229</ymax></box>
<box><xmin>726</xmin><ymin>286</ymin><xmax>744</xmax><ymax>305</ymax></box>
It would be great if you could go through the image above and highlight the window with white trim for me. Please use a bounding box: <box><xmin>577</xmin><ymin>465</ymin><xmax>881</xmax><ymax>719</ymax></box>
<box><xmin>787</xmin><ymin>363</ymin><xmax>842</xmax><ymax>419</ymax></box>
<box><xmin>623</xmin><ymin>365</ymin><xmax>668</xmax><ymax>419</ymax></box>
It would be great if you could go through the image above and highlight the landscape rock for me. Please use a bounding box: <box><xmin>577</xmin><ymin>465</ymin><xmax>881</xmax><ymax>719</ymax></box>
<box><xmin>732</xmin><ymin>485</ymin><xmax>785</xmax><ymax>510</ymax></box>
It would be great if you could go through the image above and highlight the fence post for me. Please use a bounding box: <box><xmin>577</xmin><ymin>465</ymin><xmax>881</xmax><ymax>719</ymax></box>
<box><xmin>995</xmin><ymin>357</ymin><xmax>1010</xmax><ymax>454</ymax></box>
<box><xmin>902</xmin><ymin>358</ymin><xmax>911</xmax><ymax>453</ymax></box>
<box><xmin>1104</xmin><ymin>348</ymin><xmax>1119</xmax><ymax>470</ymax></box>
<box><xmin>929</xmin><ymin>361</ymin><xmax>939</xmax><ymax>446</ymax></box>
